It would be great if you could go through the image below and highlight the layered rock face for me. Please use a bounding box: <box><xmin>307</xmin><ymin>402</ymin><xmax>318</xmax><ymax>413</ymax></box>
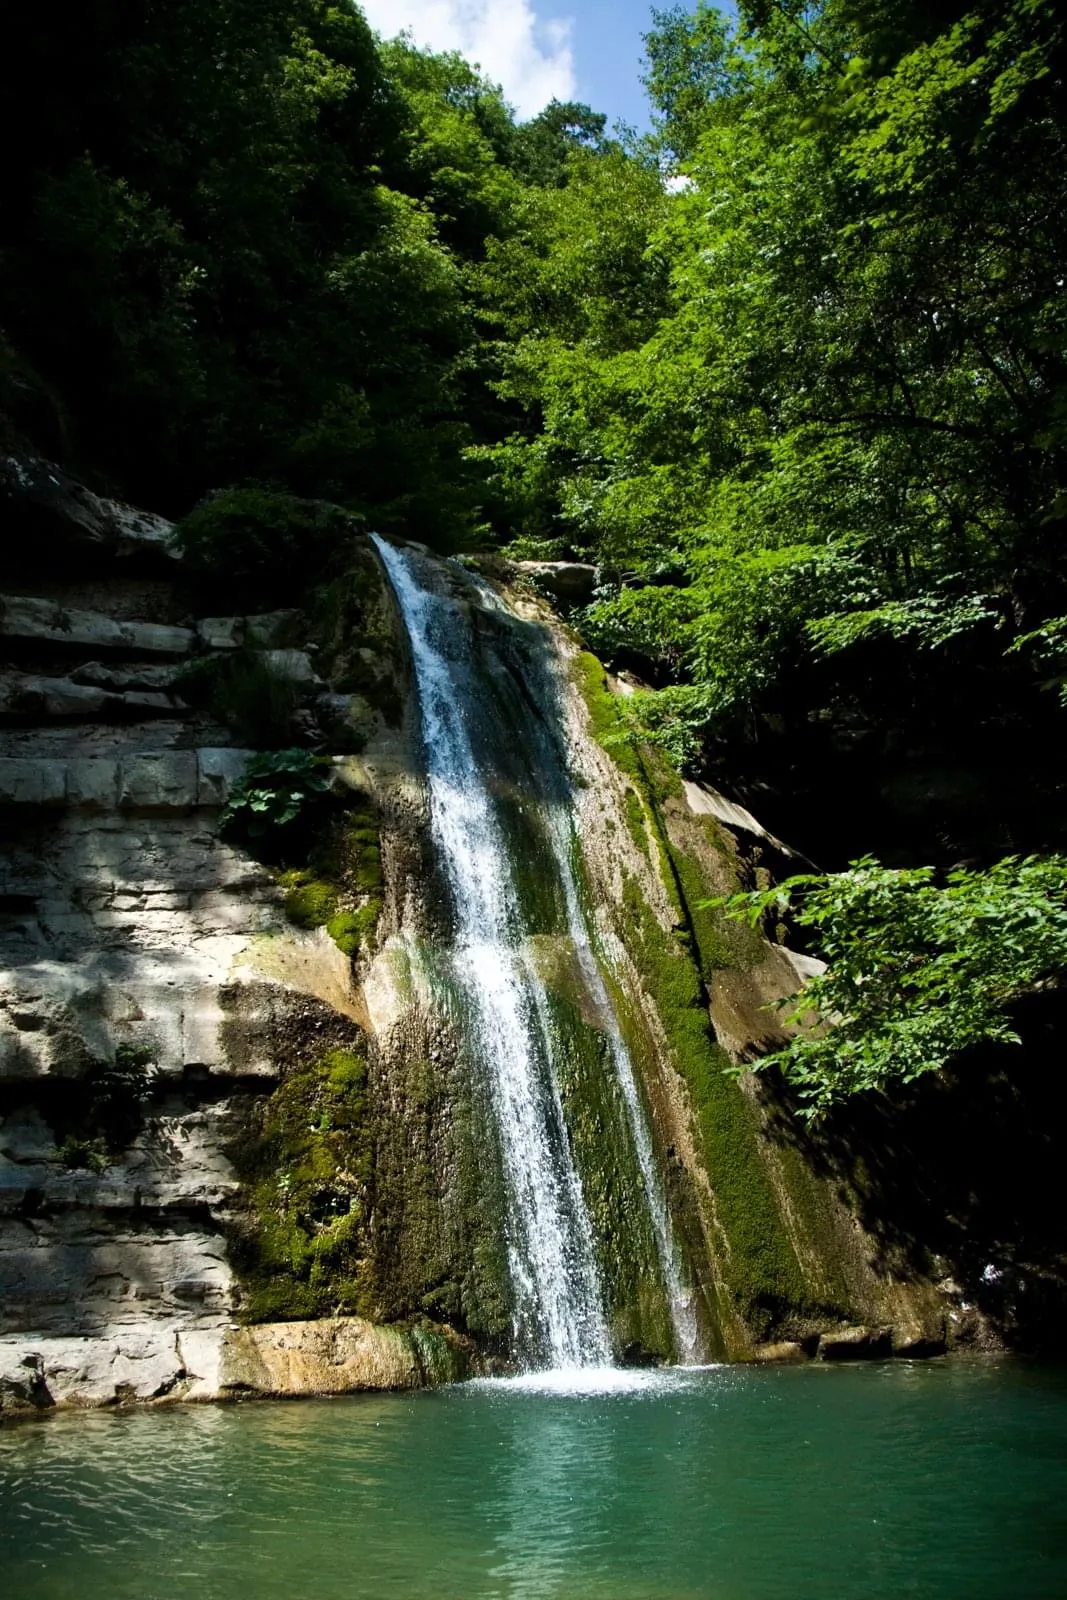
<box><xmin>0</xmin><ymin>459</ymin><xmax>446</xmax><ymax>1411</ymax></box>
<box><xmin>0</xmin><ymin>463</ymin><xmax>991</xmax><ymax>1417</ymax></box>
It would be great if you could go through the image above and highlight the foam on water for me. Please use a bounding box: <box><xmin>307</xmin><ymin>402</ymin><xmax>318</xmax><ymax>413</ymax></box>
<box><xmin>472</xmin><ymin>1364</ymin><xmax>721</xmax><ymax>1398</ymax></box>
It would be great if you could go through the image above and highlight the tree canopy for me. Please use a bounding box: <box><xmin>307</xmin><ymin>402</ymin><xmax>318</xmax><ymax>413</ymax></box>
<box><xmin>4</xmin><ymin>0</ymin><xmax>1067</xmax><ymax>1106</ymax></box>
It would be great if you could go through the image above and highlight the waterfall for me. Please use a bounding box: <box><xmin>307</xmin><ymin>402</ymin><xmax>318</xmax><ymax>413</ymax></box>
<box><xmin>373</xmin><ymin>537</ymin><xmax>610</xmax><ymax>1369</ymax></box>
<box><xmin>542</xmin><ymin>810</ymin><xmax>701</xmax><ymax>1364</ymax></box>
<box><xmin>373</xmin><ymin>536</ymin><xmax>698</xmax><ymax>1368</ymax></box>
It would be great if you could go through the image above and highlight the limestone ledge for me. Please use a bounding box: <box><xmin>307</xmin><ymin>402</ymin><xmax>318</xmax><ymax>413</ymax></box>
<box><xmin>0</xmin><ymin>747</ymin><xmax>253</xmax><ymax>808</ymax></box>
<box><xmin>0</xmin><ymin>1316</ymin><xmax>472</xmax><ymax>1417</ymax></box>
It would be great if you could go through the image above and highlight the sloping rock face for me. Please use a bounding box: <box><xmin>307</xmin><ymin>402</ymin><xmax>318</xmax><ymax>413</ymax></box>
<box><xmin>497</xmin><ymin>574</ymin><xmax>986</xmax><ymax>1362</ymax></box>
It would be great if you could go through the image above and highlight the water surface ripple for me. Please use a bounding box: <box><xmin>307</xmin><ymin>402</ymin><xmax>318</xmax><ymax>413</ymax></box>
<box><xmin>2</xmin><ymin>1361</ymin><xmax>1066</xmax><ymax>1598</ymax></box>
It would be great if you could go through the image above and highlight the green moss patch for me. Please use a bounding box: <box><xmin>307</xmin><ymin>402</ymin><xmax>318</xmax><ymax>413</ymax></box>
<box><xmin>276</xmin><ymin>807</ymin><xmax>383</xmax><ymax>957</ymax></box>
<box><xmin>617</xmin><ymin>875</ymin><xmax>835</xmax><ymax>1338</ymax></box>
<box><xmin>281</xmin><ymin>872</ymin><xmax>339</xmax><ymax>928</ymax></box>
<box><xmin>572</xmin><ymin>644</ymin><xmax>846</xmax><ymax>1343</ymax></box>
<box><xmin>228</xmin><ymin>1049</ymin><xmax>377</xmax><ymax>1323</ymax></box>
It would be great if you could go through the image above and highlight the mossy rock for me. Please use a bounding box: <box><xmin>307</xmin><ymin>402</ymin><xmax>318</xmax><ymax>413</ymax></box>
<box><xmin>572</xmin><ymin>644</ymin><xmax>846</xmax><ymax>1345</ymax></box>
<box><xmin>228</xmin><ymin>1048</ymin><xmax>378</xmax><ymax>1323</ymax></box>
<box><xmin>281</xmin><ymin>872</ymin><xmax>340</xmax><ymax>929</ymax></box>
<box><xmin>277</xmin><ymin>809</ymin><xmax>384</xmax><ymax>955</ymax></box>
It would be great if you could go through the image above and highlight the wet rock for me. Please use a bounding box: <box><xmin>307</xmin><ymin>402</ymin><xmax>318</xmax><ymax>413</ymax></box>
<box><xmin>751</xmin><ymin>1341</ymin><xmax>808</xmax><ymax>1363</ymax></box>
<box><xmin>513</xmin><ymin>560</ymin><xmax>598</xmax><ymax>607</ymax></box>
<box><xmin>0</xmin><ymin>1331</ymin><xmax>186</xmax><ymax>1408</ymax></box>
<box><xmin>892</xmin><ymin>1327</ymin><xmax>947</xmax><ymax>1358</ymax></box>
<box><xmin>0</xmin><ymin>1348</ymin><xmax>51</xmax><ymax>1413</ymax></box>
<box><xmin>816</xmin><ymin>1325</ymin><xmax>893</xmax><ymax>1360</ymax></box>
<box><xmin>214</xmin><ymin>1317</ymin><xmax>471</xmax><ymax>1398</ymax></box>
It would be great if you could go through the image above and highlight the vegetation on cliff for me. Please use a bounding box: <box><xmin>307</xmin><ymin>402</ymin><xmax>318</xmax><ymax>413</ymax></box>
<box><xmin>3</xmin><ymin>0</ymin><xmax>1066</xmax><ymax>1107</ymax></box>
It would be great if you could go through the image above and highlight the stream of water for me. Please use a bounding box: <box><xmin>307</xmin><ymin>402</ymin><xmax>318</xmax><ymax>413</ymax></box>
<box><xmin>2</xmin><ymin>1361</ymin><xmax>1065</xmax><ymax>1598</ymax></box>
<box><xmin>374</xmin><ymin>539</ymin><xmax>698</xmax><ymax>1368</ymax></box>
<box><xmin>373</xmin><ymin>537</ymin><xmax>610</xmax><ymax>1369</ymax></box>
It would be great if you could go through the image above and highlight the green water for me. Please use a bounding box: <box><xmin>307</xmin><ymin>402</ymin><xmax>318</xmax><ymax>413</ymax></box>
<box><xmin>2</xmin><ymin>1361</ymin><xmax>1065</xmax><ymax>1599</ymax></box>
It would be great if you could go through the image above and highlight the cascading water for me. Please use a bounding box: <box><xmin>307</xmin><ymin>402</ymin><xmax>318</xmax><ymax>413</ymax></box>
<box><xmin>373</xmin><ymin>536</ymin><xmax>610</xmax><ymax>1369</ymax></box>
<box><xmin>542</xmin><ymin>810</ymin><xmax>701</xmax><ymax>1364</ymax></box>
<box><xmin>373</xmin><ymin>535</ymin><xmax>698</xmax><ymax>1368</ymax></box>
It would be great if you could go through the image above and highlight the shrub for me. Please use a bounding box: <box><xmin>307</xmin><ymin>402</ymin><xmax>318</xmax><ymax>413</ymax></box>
<box><xmin>219</xmin><ymin>748</ymin><xmax>334</xmax><ymax>840</ymax></box>
<box><xmin>176</xmin><ymin>650</ymin><xmax>298</xmax><ymax>747</ymax></box>
<box><xmin>717</xmin><ymin>854</ymin><xmax>1067</xmax><ymax>1117</ymax></box>
<box><xmin>176</xmin><ymin>485</ymin><xmax>363</xmax><ymax>608</ymax></box>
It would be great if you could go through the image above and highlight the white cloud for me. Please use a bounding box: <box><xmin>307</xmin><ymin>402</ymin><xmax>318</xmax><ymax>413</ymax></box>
<box><xmin>360</xmin><ymin>0</ymin><xmax>577</xmax><ymax>118</ymax></box>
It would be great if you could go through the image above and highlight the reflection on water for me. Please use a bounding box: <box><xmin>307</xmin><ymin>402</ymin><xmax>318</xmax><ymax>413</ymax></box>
<box><xmin>2</xmin><ymin>1362</ymin><xmax>1067</xmax><ymax>1599</ymax></box>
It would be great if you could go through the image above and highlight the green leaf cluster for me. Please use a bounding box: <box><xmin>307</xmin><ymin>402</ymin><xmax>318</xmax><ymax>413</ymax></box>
<box><xmin>0</xmin><ymin>5</ymin><xmax>614</xmax><ymax>548</ymax></box>
<box><xmin>717</xmin><ymin>854</ymin><xmax>1067</xmax><ymax>1115</ymax></box>
<box><xmin>475</xmin><ymin>0</ymin><xmax>1067</xmax><ymax>754</ymax></box>
<box><xmin>220</xmin><ymin>749</ymin><xmax>333</xmax><ymax>837</ymax></box>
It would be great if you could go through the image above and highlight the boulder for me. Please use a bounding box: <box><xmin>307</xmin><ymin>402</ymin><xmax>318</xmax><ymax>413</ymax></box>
<box><xmin>0</xmin><ymin>1332</ymin><xmax>185</xmax><ymax>1408</ymax></box>
<box><xmin>261</xmin><ymin>648</ymin><xmax>320</xmax><ymax>685</ymax></box>
<box><xmin>816</xmin><ymin>1324</ymin><xmax>893</xmax><ymax>1360</ymax></box>
<box><xmin>245</xmin><ymin>611</ymin><xmax>298</xmax><ymax>646</ymax></box>
<box><xmin>0</xmin><ymin>1347</ymin><xmax>51</xmax><ymax>1413</ymax></box>
<box><xmin>513</xmin><ymin>560</ymin><xmax>598</xmax><ymax>608</ymax></box>
<box><xmin>215</xmin><ymin>1317</ymin><xmax>471</xmax><ymax>1397</ymax></box>
<box><xmin>750</xmin><ymin>1341</ymin><xmax>808</xmax><ymax>1363</ymax></box>
<box><xmin>196</xmin><ymin>616</ymin><xmax>245</xmax><ymax>651</ymax></box>
<box><xmin>0</xmin><ymin>453</ymin><xmax>177</xmax><ymax>571</ymax></box>
<box><xmin>196</xmin><ymin>748</ymin><xmax>254</xmax><ymax>806</ymax></box>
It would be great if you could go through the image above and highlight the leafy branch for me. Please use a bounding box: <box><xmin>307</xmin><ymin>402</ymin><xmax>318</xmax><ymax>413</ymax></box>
<box><xmin>713</xmin><ymin>854</ymin><xmax>1067</xmax><ymax>1117</ymax></box>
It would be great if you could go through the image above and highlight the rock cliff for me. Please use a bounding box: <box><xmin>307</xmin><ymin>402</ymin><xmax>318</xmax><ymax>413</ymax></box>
<box><xmin>0</xmin><ymin>461</ymin><xmax>992</xmax><ymax>1416</ymax></box>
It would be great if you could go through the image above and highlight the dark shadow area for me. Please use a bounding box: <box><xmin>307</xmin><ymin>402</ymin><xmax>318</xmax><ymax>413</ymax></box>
<box><xmin>761</xmin><ymin>987</ymin><xmax>1067</xmax><ymax>1350</ymax></box>
<box><xmin>705</xmin><ymin>633</ymin><xmax>1067</xmax><ymax>875</ymax></box>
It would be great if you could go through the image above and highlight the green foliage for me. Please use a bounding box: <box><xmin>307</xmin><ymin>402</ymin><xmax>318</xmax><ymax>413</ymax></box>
<box><xmin>177</xmin><ymin>486</ymin><xmax>361</xmax><ymax>608</ymax></box>
<box><xmin>229</xmin><ymin>1048</ymin><xmax>375</xmax><ymax>1322</ymax></box>
<box><xmin>176</xmin><ymin>649</ymin><xmax>299</xmax><ymax>748</ymax></box>
<box><xmin>474</xmin><ymin>0</ymin><xmax>1067</xmax><ymax>769</ymax></box>
<box><xmin>718</xmin><ymin>854</ymin><xmax>1067</xmax><ymax>1115</ymax></box>
<box><xmin>53</xmin><ymin>1044</ymin><xmax>157</xmax><ymax>1166</ymax></box>
<box><xmin>1009</xmin><ymin>616</ymin><xmax>1067</xmax><ymax>705</ymax></box>
<box><xmin>220</xmin><ymin>749</ymin><xmax>333</xmax><ymax>839</ymax></box>
<box><xmin>276</xmin><ymin>808</ymin><xmax>383</xmax><ymax>957</ymax></box>
<box><xmin>511</xmin><ymin>101</ymin><xmax>610</xmax><ymax>187</ymax></box>
<box><xmin>0</xmin><ymin>2</ymin><xmax>549</xmax><ymax>541</ymax></box>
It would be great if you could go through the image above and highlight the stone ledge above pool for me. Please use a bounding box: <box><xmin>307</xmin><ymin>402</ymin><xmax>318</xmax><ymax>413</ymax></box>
<box><xmin>0</xmin><ymin>1317</ymin><xmax>474</xmax><ymax>1417</ymax></box>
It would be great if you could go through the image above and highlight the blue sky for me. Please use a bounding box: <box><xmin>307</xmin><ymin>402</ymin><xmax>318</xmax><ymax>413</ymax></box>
<box><xmin>556</xmin><ymin>0</ymin><xmax>660</xmax><ymax>130</ymax></box>
<box><xmin>358</xmin><ymin>0</ymin><xmax>665</xmax><ymax>127</ymax></box>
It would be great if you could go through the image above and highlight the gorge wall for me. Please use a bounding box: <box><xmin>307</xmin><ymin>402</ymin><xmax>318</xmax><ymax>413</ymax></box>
<box><xmin>0</xmin><ymin>462</ymin><xmax>994</xmax><ymax>1415</ymax></box>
